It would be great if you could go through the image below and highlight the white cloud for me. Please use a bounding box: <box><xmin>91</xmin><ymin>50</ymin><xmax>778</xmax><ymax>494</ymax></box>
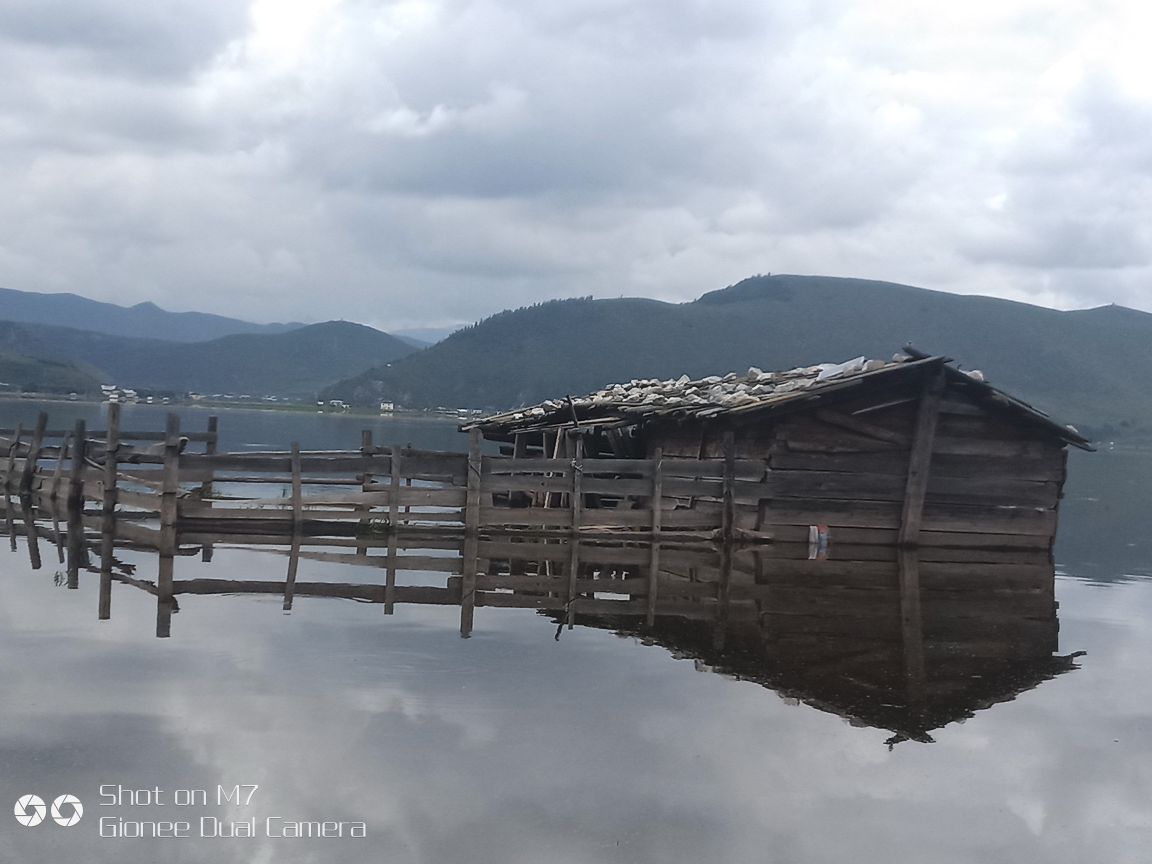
<box><xmin>0</xmin><ymin>0</ymin><xmax>1149</xmax><ymax>328</ymax></box>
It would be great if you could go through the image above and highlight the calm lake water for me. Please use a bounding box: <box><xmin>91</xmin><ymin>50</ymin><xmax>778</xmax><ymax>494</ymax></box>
<box><xmin>1</xmin><ymin>401</ymin><xmax>1149</xmax><ymax>863</ymax></box>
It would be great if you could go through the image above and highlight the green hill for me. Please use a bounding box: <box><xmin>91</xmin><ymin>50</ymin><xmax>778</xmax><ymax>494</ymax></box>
<box><xmin>320</xmin><ymin>275</ymin><xmax>1152</xmax><ymax>438</ymax></box>
<box><xmin>0</xmin><ymin>320</ymin><xmax>415</xmax><ymax>399</ymax></box>
<box><xmin>0</xmin><ymin>352</ymin><xmax>102</xmax><ymax>395</ymax></box>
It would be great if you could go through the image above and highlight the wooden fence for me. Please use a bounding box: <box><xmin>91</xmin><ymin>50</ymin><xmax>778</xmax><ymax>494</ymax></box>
<box><xmin>0</xmin><ymin>407</ymin><xmax>756</xmax><ymax>544</ymax></box>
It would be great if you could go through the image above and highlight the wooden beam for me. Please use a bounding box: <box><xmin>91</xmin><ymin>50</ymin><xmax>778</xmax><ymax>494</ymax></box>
<box><xmin>898</xmin><ymin>369</ymin><xmax>945</xmax><ymax>546</ymax></box>
<box><xmin>814</xmin><ymin>409</ymin><xmax>911</xmax><ymax>446</ymax></box>
<box><xmin>646</xmin><ymin>447</ymin><xmax>663</xmax><ymax>627</ymax></box>
<box><xmin>99</xmin><ymin>402</ymin><xmax>121</xmax><ymax>621</ymax></box>
<box><xmin>20</xmin><ymin>413</ymin><xmax>48</xmax><ymax>495</ymax></box>
<box><xmin>67</xmin><ymin>420</ymin><xmax>86</xmax><ymax>511</ymax></box>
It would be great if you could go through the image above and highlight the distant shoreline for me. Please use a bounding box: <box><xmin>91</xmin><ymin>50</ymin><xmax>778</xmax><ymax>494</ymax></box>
<box><xmin>0</xmin><ymin>392</ymin><xmax>473</xmax><ymax>424</ymax></box>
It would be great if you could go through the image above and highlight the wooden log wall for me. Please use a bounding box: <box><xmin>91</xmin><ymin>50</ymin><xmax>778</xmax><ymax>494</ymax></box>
<box><xmin>649</xmin><ymin>376</ymin><xmax>1068</xmax><ymax>556</ymax></box>
<box><xmin>1</xmin><ymin>388</ymin><xmax>1070</xmax><ymax>560</ymax></box>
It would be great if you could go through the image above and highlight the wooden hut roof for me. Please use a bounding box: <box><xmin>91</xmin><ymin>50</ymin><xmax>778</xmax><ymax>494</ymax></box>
<box><xmin>464</xmin><ymin>351</ymin><xmax>1093</xmax><ymax>449</ymax></box>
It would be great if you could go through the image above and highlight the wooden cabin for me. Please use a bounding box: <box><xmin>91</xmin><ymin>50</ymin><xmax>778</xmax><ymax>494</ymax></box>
<box><xmin>464</xmin><ymin>349</ymin><xmax>1092</xmax><ymax>553</ymax></box>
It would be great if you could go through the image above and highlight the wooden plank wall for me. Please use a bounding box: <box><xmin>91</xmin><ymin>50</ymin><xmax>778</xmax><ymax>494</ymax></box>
<box><xmin>0</xmin><ymin>392</ymin><xmax>1070</xmax><ymax>555</ymax></box>
<box><xmin>659</xmin><ymin>380</ymin><xmax>1068</xmax><ymax>556</ymax></box>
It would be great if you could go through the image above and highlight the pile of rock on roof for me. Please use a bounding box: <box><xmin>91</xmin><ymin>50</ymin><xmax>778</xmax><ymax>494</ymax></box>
<box><xmin>475</xmin><ymin>354</ymin><xmax>936</xmax><ymax>429</ymax></box>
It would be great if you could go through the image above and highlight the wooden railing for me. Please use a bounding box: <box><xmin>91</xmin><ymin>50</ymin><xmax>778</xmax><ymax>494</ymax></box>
<box><xmin>1</xmin><ymin>409</ymin><xmax>762</xmax><ymax>546</ymax></box>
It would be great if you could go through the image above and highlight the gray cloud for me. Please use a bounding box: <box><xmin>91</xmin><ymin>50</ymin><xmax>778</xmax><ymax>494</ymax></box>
<box><xmin>0</xmin><ymin>0</ymin><xmax>1149</xmax><ymax>329</ymax></box>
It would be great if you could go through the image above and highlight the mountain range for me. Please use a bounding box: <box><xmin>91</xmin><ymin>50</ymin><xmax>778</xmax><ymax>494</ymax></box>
<box><xmin>320</xmin><ymin>275</ymin><xmax>1152</xmax><ymax>438</ymax></box>
<box><xmin>1</xmin><ymin>276</ymin><xmax>1149</xmax><ymax>439</ymax></box>
<box><xmin>0</xmin><ymin>286</ymin><xmax>301</xmax><ymax>342</ymax></box>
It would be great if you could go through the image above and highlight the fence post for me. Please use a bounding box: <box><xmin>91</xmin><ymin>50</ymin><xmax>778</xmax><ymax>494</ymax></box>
<box><xmin>20</xmin><ymin>412</ymin><xmax>48</xmax><ymax>495</ymax></box>
<box><xmin>460</xmin><ymin>429</ymin><xmax>482</xmax><ymax>637</ymax></box>
<box><xmin>67</xmin><ymin>420</ymin><xmax>86</xmax><ymax>511</ymax></box>
<box><xmin>99</xmin><ymin>403</ymin><xmax>121</xmax><ymax>620</ymax></box>
<box><xmin>157</xmin><ymin>413</ymin><xmax>180</xmax><ymax>628</ymax></box>
<box><xmin>4</xmin><ymin>422</ymin><xmax>23</xmax><ymax>492</ymax></box>
<box><xmin>357</xmin><ymin>430</ymin><xmax>373</xmax><ymax>555</ymax></box>
<box><xmin>389</xmin><ymin>444</ymin><xmax>402</xmax><ymax>527</ymax></box>
<box><xmin>646</xmin><ymin>447</ymin><xmax>663</xmax><ymax>627</ymax></box>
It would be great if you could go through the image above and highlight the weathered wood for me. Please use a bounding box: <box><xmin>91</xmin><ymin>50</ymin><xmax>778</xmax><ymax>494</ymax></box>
<box><xmin>898</xmin><ymin>549</ymin><xmax>926</xmax><ymax>699</ymax></box>
<box><xmin>284</xmin><ymin>535</ymin><xmax>301</xmax><ymax>611</ymax></box>
<box><xmin>763</xmin><ymin>469</ymin><xmax>1059</xmax><ymax>508</ymax></box>
<box><xmin>721</xmin><ymin>430</ymin><xmax>735</xmax><ymax>544</ymax></box>
<box><xmin>646</xmin><ymin>447</ymin><xmax>663</xmax><ymax>626</ymax></box>
<box><xmin>67</xmin><ymin>420</ymin><xmax>86</xmax><ymax>510</ymax></box>
<box><xmin>20</xmin><ymin>413</ymin><xmax>48</xmax><ymax>494</ymax></box>
<box><xmin>465</xmin><ymin>430</ymin><xmax>482</xmax><ymax>536</ymax></box>
<box><xmin>4</xmin><ymin>422</ymin><xmax>23</xmax><ymax>492</ymax></box>
<box><xmin>899</xmin><ymin>369</ymin><xmax>946</xmax><ymax>546</ymax></box>
<box><xmin>158</xmin><ymin>414</ymin><xmax>181</xmax><ymax>593</ymax></box>
<box><xmin>814</xmin><ymin>409</ymin><xmax>912</xmax><ymax>446</ymax></box>
<box><xmin>570</xmin><ymin>433</ymin><xmax>584</xmax><ymax>535</ymax></box>
<box><xmin>769</xmin><ymin>449</ymin><xmax>1065</xmax><ymax>482</ymax></box>
<box><xmin>290</xmin><ymin>442</ymin><xmax>303</xmax><ymax>528</ymax></box>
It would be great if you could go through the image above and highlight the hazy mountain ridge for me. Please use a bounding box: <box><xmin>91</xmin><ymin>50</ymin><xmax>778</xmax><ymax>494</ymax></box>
<box><xmin>321</xmin><ymin>275</ymin><xmax>1152</xmax><ymax>437</ymax></box>
<box><xmin>0</xmin><ymin>319</ymin><xmax>415</xmax><ymax>399</ymax></box>
<box><xmin>0</xmin><ymin>286</ymin><xmax>303</xmax><ymax>342</ymax></box>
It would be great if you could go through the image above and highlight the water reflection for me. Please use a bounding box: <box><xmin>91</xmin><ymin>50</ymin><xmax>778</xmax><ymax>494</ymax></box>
<box><xmin>4</xmin><ymin>496</ymin><xmax>1079</xmax><ymax>745</ymax></box>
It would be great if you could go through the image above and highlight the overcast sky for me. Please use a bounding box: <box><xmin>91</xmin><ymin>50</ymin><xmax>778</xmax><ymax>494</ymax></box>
<box><xmin>1</xmin><ymin>0</ymin><xmax>1149</xmax><ymax>330</ymax></box>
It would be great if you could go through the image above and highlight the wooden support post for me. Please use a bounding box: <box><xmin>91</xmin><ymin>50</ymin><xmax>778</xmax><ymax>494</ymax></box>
<box><xmin>721</xmin><ymin>429</ymin><xmax>735</xmax><ymax>542</ymax></box>
<box><xmin>20</xmin><ymin>503</ymin><xmax>42</xmax><ymax>570</ymax></box>
<box><xmin>898</xmin><ymin>369</ymin><xmax>946</xmax><ymax>547</ymax></box>
<box><xmin>51</xmin><ymin>432</ymin><xmax>70</xmax><ymax>502</ymax></box>
<box><xmin>99</xmin><ymin>403</ymin><xmax>121</xmax><ymax>620</ymax></box>
<box><xmin>20</xmin><ymin>412</ymin><xmax>48</xmax><ymax>495</ymax></box>
<box><xmin>461</xmin><ymin>429</ymin><xmax>482</xmax><ymax>637</ymax></box>
<box><xmin>4</xmin><ymin>422</ymin><xmax>23</xmax><ymax>492</ymax></box>
<box><xmin>645</xmin><ymin>447</ymin><xmax>663</xmax><ymax>627</ymax></box>
<box><xmin>465</xmin><ymin>429</ymin><xmax>482</xmax><ymax>536</ymax></box>
<box><xmin>389</xmin><ymin>445</ymin><xmax>402</xmax><ymax>527</ymax></box>
<box><xmin>157</xmin><ymin>413</ymin><xmax>180</xmax><ymax>610</ymax></box>
<box><xmin>565</xmin><ymin>431</ymin><xmax>584</xmax><ymax>628</ymax></box>
<box><xmin>290</xmin><ymin>442</ymin><xmax>303</xmax><ymax>529</ymax></box>
<box><xmin>357</xmin><ymin>430</ymin><xmax>373</xmax><ymax>554</ymax></box>
<box><xmin>200</xmin><ymin>416</ymin><xmax>219</xmax><ymax>563</ymax></box>
<box><xmin>67</xmin><ymin>420</ymin><xmax>87</xmax><ymax>512</ymax></box>
<box><xmin>569</xmin><ymin>432</ymin><xmax>583</xmax><ymax>535</ymax></box>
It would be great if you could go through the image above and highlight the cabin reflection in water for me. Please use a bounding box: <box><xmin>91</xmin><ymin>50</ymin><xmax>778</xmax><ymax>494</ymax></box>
<box><xmin>5</xmin><ymin>501</ymin><xmax>1079</xmax><ymax>744</ymax></box>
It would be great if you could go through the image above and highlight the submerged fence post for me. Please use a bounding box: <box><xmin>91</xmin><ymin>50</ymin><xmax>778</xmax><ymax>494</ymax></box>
<box><xmin>646</xmin><ymin>447</ymin><xmax>663</xmax><ymax>627</ymax></box>
<box><xmin>200</xmin><ymin>415</ymin><xmax>219</xmax><ymax>563</ymax></box>
<box><xmin>67</xmin><ymin>420</ymin><xmax>86</xmax><ymax>511</ymax></box>
<box><xmin>460</xmin><ymin>428</ymin><xmax>482</xmax><ymax>637</ymax></box>
<box><xmin>157</xmin><ymin>413</ymin><xmax>180</xmax><ymax>634</ymax></box>
<box><xmin>51</xmin><ymin>431</ymin><xmax>70</xmax><ymax>502</ymax></box>
<box><xmin>20</xmin><ymin>412</ymin><xmax>48</xmax><ymax>495</ymax></box>
<box><xmin>357</xmin><ymin>429</ymin><xmax>373</xmax><ymax>555</ymax></box>
<box><xmin>389</xmin><ymin>444</ymin><xmax>402</xmax><ymax>528</ymax></box>
<box><xmin>99</xmin><ymin>402</ymin><xmax>121</xmax><ymax>621</ymax></box>
<box><xmin>4</xmin><ymin>422</ymin><xmax>23</xmax><ymax>492</ymax></box>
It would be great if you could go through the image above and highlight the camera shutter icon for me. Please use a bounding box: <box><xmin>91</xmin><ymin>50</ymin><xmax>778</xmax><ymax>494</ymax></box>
<box><xmin>14</xmin><ymin>795</ymin><xmax>47</xmax><ymax>827</ymax></box>
<box><xmin>51</xmin><ymin>795</ymin><xmax>84</xmax><ymax>827</ymax></box>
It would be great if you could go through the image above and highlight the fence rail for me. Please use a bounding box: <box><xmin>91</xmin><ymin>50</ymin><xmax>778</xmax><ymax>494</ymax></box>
<box><xmin>0</xmin><ymin>408</ymin><xmax>755</xmax><ymax>548</ymax></box>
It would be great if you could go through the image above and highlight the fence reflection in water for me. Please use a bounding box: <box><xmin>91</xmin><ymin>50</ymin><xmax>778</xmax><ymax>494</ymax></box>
<box><xmin>2</xmin><ymin>494</ymin><xmax>1079</xmax><ymax>746</ymax></box>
